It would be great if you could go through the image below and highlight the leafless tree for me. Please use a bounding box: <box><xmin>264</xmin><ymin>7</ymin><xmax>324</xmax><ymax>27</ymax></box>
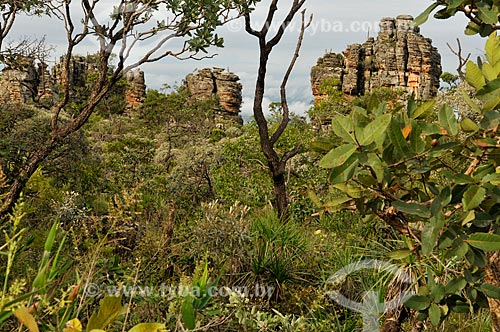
<box><xmin>245</xmin><ymin>0</ymin><xmax>312</xmax><ymax>218</ymax></box>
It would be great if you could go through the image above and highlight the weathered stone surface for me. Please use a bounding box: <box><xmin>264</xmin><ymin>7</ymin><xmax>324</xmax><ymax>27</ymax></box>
<box><xmin>213</xmin><ymin>68</ymin><xmax>242</xmax><ymax>115</ymax></box>
<box><xmin>52</xmin><ymin>55</ymin><xmax>100</xmax><ymax>89</ymax></box>
<box><xmin>0</xmin><ymin>55</ymin><xmax>147</xmax><ymax>111</ymax></box>
<box><xmin>310</xmin><ymin>15</ymin><xmax>442</xmax><ymax>100</ymax></box>
<box><xmin>0</xmin><ymin>56</ymin><xmax>53</xmax><ymax>105</ymax></box>
<box><xmin>37</xmin><ymin>62</ymin><xmax>54</xmax><ymax>105</ymax></box>
<box><xmin>186</xmin><ymin>68</ymin><xmax>216</xmax><ymax>101</ymax></box>
<box><xmin>125</xmin><ymin>69</ymin><xmax>146</xmax><ymax>112</ymax></box>
<box><xmin>185</xmin><ymin>68</ymin><xmax>243</xmax><ymax>125</ymax></box>
<box><xmin>310</xmin><ymin>53</ymin><xmax>344</xmax><ymax>98</ymax></box>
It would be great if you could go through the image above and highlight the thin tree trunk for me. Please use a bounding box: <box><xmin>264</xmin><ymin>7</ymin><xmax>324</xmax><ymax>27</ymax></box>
<box><xmin>0</xmin><ymin>141</ymin><xmax>56</xmax><ymax>220</ymax></box>
<box><xmin>486</xmin><ymin>251</ymin><xmax>500</xmax><ymax>332</ymax></box>
<box><xmin>0</xmin><ymin>78</ymin><xmax>112</xmax><ymax>220</ymax></box>
<box><xmin>244</xmin><ymin>1</ymin><xmax>308</xmax><ymax>220</ymax></box>
<box><xmin>272</xmin><ymin>171</ymin><xmax>288</xmax><ymax>219</ymax></box>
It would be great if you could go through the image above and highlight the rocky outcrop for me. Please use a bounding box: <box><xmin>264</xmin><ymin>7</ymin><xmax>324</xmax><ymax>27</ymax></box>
<box><xmin>310</xmin><ymin>53</ymin><xmax>344</xmax><ymax>98</ymax></box>
<box><xmin>0</xmin><ymin>56</ymin><xmax>53</xmax><ymax>105</ymax></box>
<box><xmin>0</xmin><ymin>55</ymin><xmax>146</xmax><ymax>112</ymax></box>
<box><xmin>125</xmin><ymin>69</ymin><xmax>147</xmax><ymax>113</ymax></box>
<box><xmin>52</xmin><ymin>55</ymin><xmax>100</xmax><ymax>89</ymax></box>
<box><xmin>311</xmin><ymin>15</ymin><xmax>442</xmax><ymax>100</ymax></box>
<box><xmin>185</xmin><ymin>68</ymin><xmax>243</xmax><ymax>125</ymax></box>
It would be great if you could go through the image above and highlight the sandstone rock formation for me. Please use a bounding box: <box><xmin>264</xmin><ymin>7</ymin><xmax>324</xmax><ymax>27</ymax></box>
<box><xmin>0</xmin><ymin>54</ymin><xmax>146</xmax><ymax>112</ymax></box>
<box><xmin>125</xmin><ymin>69</ymin><xmax>147</xmax><ymax>113</ymax></box>
<box><xmin>0</xmin><ymin>56</ymin><xmax>53</xmax><ymax>105</ymax></box>
<box><xmin>185</xmin><ymin>68</ymin><xmax>243</xmax><ymax>125</ymax></box>
<box><xmin>311</xmin><ymin>15</ymin><xmax>442</xmax><ymax>100</ymax></box>
<box><xmin>52</xmin><ymin>55</ymin><xmax>100</xmax><ymax>89</ymax></box>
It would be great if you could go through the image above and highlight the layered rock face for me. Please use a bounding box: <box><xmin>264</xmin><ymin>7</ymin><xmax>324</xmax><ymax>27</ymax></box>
<box><xmin>125</xmin><ymin>69</ymin><xmax>147</xmax><ymax>113</ymax></box>
<box><xmin>185</xmin><ymin>68</ymin><xmax>243</xmax><ymax>125</ymax></box>
<box><xmin>52</xmin><ymin>55</ymin><xmax>100</xmax><ymax>89</ymax></box>
<box><xmin>0</xmin><ymin>55</ymin><xmax>146</xmax><ymax>112</ymax></box>
<box><xmin>0</xmin><ymin>56</ymin><xmax>53</xmax><ymax>105</ymax></box>
<box><xmin>311</xmin><ymin>15</ymin><xmax>442</xmax><ymax>100</ymax></box>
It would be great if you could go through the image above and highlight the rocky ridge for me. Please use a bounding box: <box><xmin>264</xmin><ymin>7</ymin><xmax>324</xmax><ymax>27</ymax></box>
<box><xmin>0</xmin><ymin>55</ymin><xmax>146</xmax><ymax>112</ymax></box>
<box><xmin>311</xmin><ymin>15</ymin><xmax>442</xmax><ymax>100</ymax></box>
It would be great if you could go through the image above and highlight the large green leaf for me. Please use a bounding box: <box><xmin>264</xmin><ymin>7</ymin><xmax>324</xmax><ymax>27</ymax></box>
<box><xmin>443</xmin><ymin>170</ymin><xmax>476</xmax><ymax>184</ymax></box>
<box><xmin>460</xmin><ymin>118</ymin><xmax>479</xmax><ymax>132</ymax></box>
<box><xmin>309</xmin><ymin>138</ymin><xmax>336</xmax><ymax>152</ymax></box>
<box><xmin>128</xmin><ymin>323</ymin><xmax>167</xmax><ymax>332</ymax></box>
<box><xmin>467</xmin><ymin>233</ymin><xmax>500</xmax><ymax>251</ymax></box>
<box><xmin>477</xmin><ymin>2</ymin><xmax>499</xmax><ymax>25</ymax></box>
<box><xmin>358</xmin><ymin>114</ymin><xmax>392</xmax><ymax>146</ymax></box>
<box><xmin>462</xmin><ymin>185</ymin><xmax>486</xmax><ymax>211</ymax></box>
<box><xmin>87</xmin><ymin>296</ymin><xmax>127</xmax><ymax>331</ymax></box>
<box><xmin>438</xmin><ymin>186</ymin><xmax>452</xmax><ymax>207</ymax></box>
<box><xmin>480</xmin><ymin>24</ymin><xmax>496</xmax><ymax>38</ymax></box>
<box><xmin>411</xmin><ymin>100</ymin><xmax>436</xmax><ymax>119</ymax></box>
<box><xmin>466</xmin><ymin>61</ymin><xmax>486</xmax><ymax>90</ymax></box>
<box><xmin>409</xmin><ymin>121</ymin><xmax>426</xmax><ymax>153</ymax></box>
<box><xmin>429</xmin><ymin>303</ymin><xmax>441</xmax><ymax>326</ymax></box>
<box><xmin>446</xmin><ymin>241</ymin><xmax>469</xmax><ymax>259</ymax></box>
<box><xmin>438</xmin><ymin>105</ymin><xmax>459</xmax><ymax>136</ymax></box>
<box><xmin>331</xmin><ymin>115</ymin><xmax>355</xmax><ymax>143</ymax></box>
<box><xmin>477</xmin><ymin>77</ymin><xmax>500</xmax><ymax>96</ymax></box>
<box><xmin>392</xmin><ymin>201</ymin><xmax>431</xmax><ymax>218</ymax></box>
<box><xmin>422</xmin><ymin>224</ymin><xmax>439</xmax><ymax>256</ymax></box>
<box><xmin>328</xmin><ymin>153</ymin><xmax>360</xmax><ymax>185</ymax></box>
<box><xmin>462</xmin><ymin>90</ymin><xmax>482</xmax><ymax>114</ymax></box>
<box><xmin>445</xmin><ymin>277</ymin><xmax>467</xmax><ymax>295</ymax></box>
<box><xmin>484</xmin><ymin>32</ymin><xmax>500</xmax><ymax>67</ymax></box>
<box><xmin>323</xmin><ymin>196</ymin><xmax>352</xmax><ymax>211</ymax></box>
<box><xmin>482</xmin><ymin>62</ymin><xmax>499</xmax><ymax>81</ymax></box>
<box><xmin>388</xmin><ymin>249</ymin><xmax>412</xmax><ymax>260</ymax></box>
<box><xmin>333</xmin><ymin>183</ymin><xmax>363</xmax><ymax>198</ymax></box>
<box><xmin>182</xmin><ymin>296</ymin><xmax>196</xmax><ymax>330</ymax></box>
<box><xmin>478</xmin><ymin>283</ymin><xmax>500</xmax><ymax>299</ymax></box>
<box><xmin>480</xmin><ymin>110</ymin><xmax>500</xmax><ymax>130</ymax></box>
<box><xmin>404</xmin><ymin>295</ymin><xmax>430</xmax><ymax>310</ymax></box>
<box><xmin>365</xmin><ymin>154</ymin><xmax>385</xmax><ymax>182</ymax></box>
<box><xmin>430</xmin><ymin>284</ymin><xmax>445</xmax><ymax>303</ymax></box>
<box><xmin>388</xmin><ymin>120</ymin><xmax>411</xmax><ymax>158</ymax></box>
<box><xmin>465</xmin><ymin>21</ymin><xmax>481</xmax><ymax>35</ymax></box>
<box><xmin>481</xmin><ymin>91</ymin><xmax>500</xmax><ymax>111</ymax></box>
<box><xmin>414</xmin><ymin>3</ymin><xmax>439</xmax><ymax>26</ymax></box>
<box><xmin>482</xmin><ymin>173</ymin><xmax>500</xmax><ymax>185</ymax></box>
<box><xmin>319</xmin><ymin>144</ymin><xmax>357</xmax><ymax>169</ymax></box>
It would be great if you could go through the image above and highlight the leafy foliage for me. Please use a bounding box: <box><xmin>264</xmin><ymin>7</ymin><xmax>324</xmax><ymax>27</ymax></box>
<box><xmin>416</xmin><ymin>0</ymin><xmax>500</xmax><ymax>37</ymax></box>
<box><xmin>316</xmin><ymin>32</ymin><xmax>500</xmax><ymax>326</ymax></box>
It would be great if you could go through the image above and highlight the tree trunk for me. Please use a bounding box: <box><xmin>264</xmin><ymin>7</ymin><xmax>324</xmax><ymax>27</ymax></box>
<box><xmin>486</xmin><ymin>251</ymin><xmax>500</xmax><ymax>332</ymax></box>
<box><xmin>272</xmin><ymin>171</ymin><xmax>288</xmax><ymax>220</ymax></box>
<box><xmin>0</xmin><ymin>141</ymin><xmax>56</xmax><ymax>220</ymax></box>
<box><xmin>0</xmin><ymin>77</ymin><xmax>112</xmax><ymax>220</ymax></box>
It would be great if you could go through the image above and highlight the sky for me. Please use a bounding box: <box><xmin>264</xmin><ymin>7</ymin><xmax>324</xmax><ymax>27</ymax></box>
<box><xmin>12</xmin><ymin>0</ymin><xmax>486</xmax><ymax>118</ymax></box>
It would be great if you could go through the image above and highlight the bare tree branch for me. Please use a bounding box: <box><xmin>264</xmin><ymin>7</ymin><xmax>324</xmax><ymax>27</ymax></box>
<box><xmin>446</xmin><ymin>38</ymin><xmax>471</xmax><ymax>81</ymax></box>
<box><xmin>271</xmin><ymin>10</ymin><xmax>312</xmax><ymax>145</ymax></box>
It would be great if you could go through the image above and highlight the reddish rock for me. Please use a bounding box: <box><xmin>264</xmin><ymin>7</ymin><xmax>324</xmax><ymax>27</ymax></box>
<box><xmin>310</xmin><ymin>15</ymin><xmax>442</xmax><ymax>100</ymax></box>
<box><xmin>185</xmin><ymin>68</ymin><xmax>243</xmax><ymax>125</ymax></box>
<box><xmin>125</xmin><ymin>69</ymin><xmax>146</xmax><ymax>113</ymax></box>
